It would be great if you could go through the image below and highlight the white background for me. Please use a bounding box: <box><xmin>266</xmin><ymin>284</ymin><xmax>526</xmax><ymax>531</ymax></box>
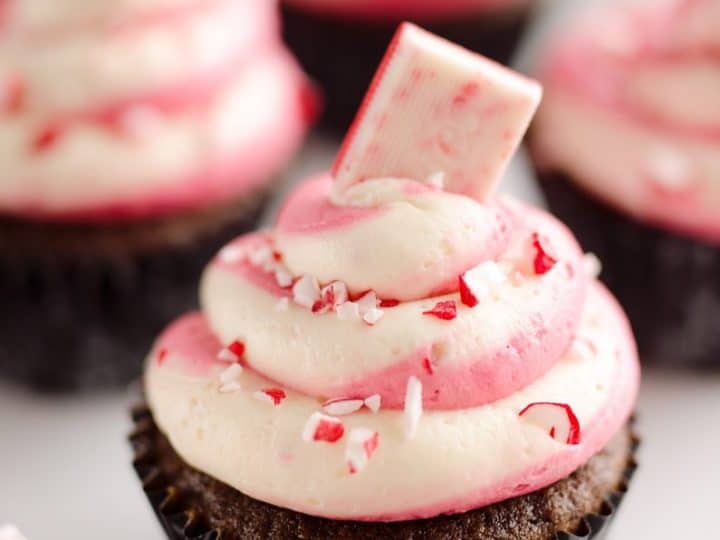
<box><xmin>2</xmin><ymin>1</ymin><xmax>720</xmax><ymax>537</ymax></box>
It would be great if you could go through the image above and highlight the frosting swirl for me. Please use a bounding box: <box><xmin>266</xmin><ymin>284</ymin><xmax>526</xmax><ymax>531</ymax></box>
<box><xmin>534</xmin><ymin>0</ymin><xmax>720</xmax><ymax>242</ymax></box>
<box><xmin>146</xmin><ymin>174</ymin><xmax>639</xmax><ymax>520</ymax></box>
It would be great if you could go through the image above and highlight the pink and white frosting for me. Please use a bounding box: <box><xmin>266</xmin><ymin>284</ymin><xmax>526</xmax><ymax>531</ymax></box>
<box><xmin>282</xmin><ymin>0</ymin><xmax>532</xmax><ymax>21</ymax></box>
<box><xmin>145</xmin><ymin>173</ymin><xmax>639</xmax><ymax>521</ymax></box>
<box><xmin>534</xmin><ymin>0</ymin><xmax>720</xmax><ymax>243</ymax></box>
<box><xmin>0</xmin><ymin>0</ymin><xmax>315</xmax><ymax>221</ymax></box>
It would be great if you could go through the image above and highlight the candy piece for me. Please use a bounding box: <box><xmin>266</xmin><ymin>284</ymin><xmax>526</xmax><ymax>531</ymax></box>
<box><xmin>336</xmin><ymin>301</ymin><xmax>361</xmax><ymax>321</ymax></box>
<box><xmin>364</xmin><ymin>394</ymin><xmax>382</xmax><ymax>413</ymax></box>
<box><xmin>254</xmin><ymin>388</ymin><xmax>286</xmax><ymax>406</ymax></box>
<box><xmin>219</xmin><ymin>381</ymin><xmax>242</xmax><ymax>394</ymax></box>
<box><xmin>332</xmin><ymin>23</ymin><xmax>541</xmax><ymax>201</ymax></box>
<box><xmin>379</xmin><ymin>298</ymin><xmax>401</xmax><ymax>308</ymax></box>
<box><xmin>345</xmin><ymin>428</ymin><xmax>380</xmax><ymax>474</ymax></box>
<box><xmin>33</xmin><ymin>124</ymin><xmax>61</xmax><ymax>153</ymax></box>
<box><xmin>156</xmin><ymin>348</ymin><xmax>168</xmax><ymax>365</ymax></box>
<box><xmin>218</xmin><ymin>244</ymin><xmax>245</xmax><ymax>264</ymax></box>
<box><xmin>404</xmin><ymin>376</ymin><xmax>423</xmax><ymax>440</ymax></box>
<box><xmin>423</xmin><ymin>300</ymin><xmax>457</xmax><ymax>320</ymax></box>
<box><xmin>422</xmin><ymin>357</ymin><xmax>435</xmax><ymax>375</ymax></box>
<box><xmin>458</xmin><ymin>261</ymin><xmax>507</xmax><ymax>307</ymax></box>
<box><xmin>323</xmin><ymin>397</ymin><xmax>365</xmax><ymax>416</ymax></box>
<box><xmin>519</xmin><ymin>402</ymin><xmax>581</xmax><ymax>445</ymax></box>
<box><xmin>275</xmin><ymin>267</ymin><xmax>294</xmax><ymax>289</ymax></box>
<box><xmin>302</xmin><ymin>412</ymin><xmax>345</xmax><ymax>443</ymax></box>
<box><xmin>219</xmin><ymin>363</ymin><xmax>243</xmax><ymax>385</ymax></box>
<box><xmin>293</xmin><ymin>274</ymin><xmax>321</xmax><ymax>309</ymax></box>
<box><xmin>532</xmin><ymin>233</ymin><xmax>558</xmax><ymax>275</ymax></box>
<box><xmin>363</xmin><ymin>308</ymin><xmax>385</xmax><ymax>326</ymax></box>
<box><xmin>218</xmin><ymin>340</ymin><xmax>245</xmax><ymax>363</ymax></box>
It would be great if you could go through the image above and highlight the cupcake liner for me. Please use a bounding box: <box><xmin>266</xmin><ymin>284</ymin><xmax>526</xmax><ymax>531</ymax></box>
<box><xmin>539</xmin><ymin>171</ymin><xmax>720</xmax><ymax>369</ymax></box>
<box><xmin>281</xmin><ymin>6</ymin><xmax>531</xmax><ymax>133</ymax></box>
<box><xmin>129</xmin><ymin>403</ymin><xmax>639</xmax><ymax>540</ymax></box>
<box><xmin>0</xmin><ymin>194</ymin><xmax>266</xmax><ymax>392</ymax></box>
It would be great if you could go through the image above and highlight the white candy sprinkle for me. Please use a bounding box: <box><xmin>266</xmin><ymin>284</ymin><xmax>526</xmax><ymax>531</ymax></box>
<box><xmin>217</xmin><ymin>348</ymin><xmax>239</xmax><ymax>363</ymax></box>
<box><xmin>218</xmin><ymin>244</ymin><xmax>245</xmax><ymax>264</ymax></box>
<box><xmin>323</xmin><ymin>398</ymin><xmax>364</xmax><ymax>416</ymax></box>
<box><xmin>461</xmin><ymin>261</ymin><xmax>507</xmax><ymax>304</ymax></box>
<box><xmin>292</xmin><ymin>274</ymin><xmax>321</xmax><ymax>309</ymax></box>
<box><xmin>345</xmin><ymin>427</ymin><xmax>379</xmax><ymax>474</ymax></box>
<box><xmin>336</xmin><ymin>301</ymin><xmax>361</xmax><ymax>321</ymax></box>
<box><xmin>274</xmin><ymin>267</ymin><xmax>294</xmax><ymax>288</ymax></box>
<box><xmin>301</xmin><ymin>412</ymin><xmax>344</xmax><ymax>443</ymax></box>
<box><xmin>364</xmin><ymin>394</ymin><xmax>382</xmax><ymax>413</ymax></box>
<box><xmin>404</xmin><ymin>376</ymin><xmax>423</xmax><ymax>440</ymax></box>
<box><xmin>363</xmin><ymin>307</ymin><xmax>385</xmax><ymax>325</ymax></box>
<box><xmin>357</xmin><ymin>291</ymin><xmax>379</xmax><ymax>314</ymax></box>
<box><xmin>321</xmin><ymin>281</ymin><xmax>349</xmax><ymax>309</ymax></box>
<box><xmin>219</xmin><ymin>381</ymin><xmax>242</xmax><ymax>394</ymax></box>
<box><xmin>276</xmin><ymin>297</ymin><xmax>289</xmax><ymax>311</ymax></box>
<box><xmin>253</xmin><ymin>390</ymin><xmax>275</xmax><ymax>405</ymax></box>
<box><xmin>583</xmin><ymin>253</ymin><xmax>602</xmax><ymax>279</ymax></box>
<box><xmin>219</xmin><ymin>363</ymin><xmax>243</xmax><ymax>385</ymax></box>
<box><xmin>248</xmin><ymin>245</ymin><xmax>274</xmax><ymax>268</ymax></box>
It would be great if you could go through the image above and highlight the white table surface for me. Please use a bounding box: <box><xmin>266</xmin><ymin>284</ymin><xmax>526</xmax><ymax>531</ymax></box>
<box><xmin>2</xmin><ymin>1</ymin><xmax>719</xmax><ymax>537</ymax></box>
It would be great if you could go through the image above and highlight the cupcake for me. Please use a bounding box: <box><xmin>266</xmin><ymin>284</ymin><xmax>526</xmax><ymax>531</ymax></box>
<box><xmin>282</xmin><ymin>0</ymin><xmax>537</xmax><ymax>131</ymax></box>
<box><xmin>131</xmin><ymin>24</ymin><xmax>640</xmax><ymax>539</ymax></box>
<box><xmin>532</xmin><ymin>0</ymin><xmax>720</xmax><ymax>368</ymax></box>
<box><xmin>0</xmin><ymin>0</ymin><xmax>315</xmax><ymax>390</ymax></box>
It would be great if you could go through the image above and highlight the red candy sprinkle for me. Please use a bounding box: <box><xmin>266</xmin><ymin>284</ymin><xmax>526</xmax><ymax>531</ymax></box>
<box><xmin>532</xmin><ymin>233</ymin><xmax>557</xmax><ymax>275</ymax></box>
<box><xmin>262</xmin><ymin>388</ymin><xmax>286</xmax><ymax>406</ymax></box>
<box><xmin>519</xmin><ymin>402</ymin><xmax>581</xmax><ymax>445</ymax></box>
<box><xmin>33</xmin><ymin>124</ymin><xmax>62</xmax><ymax>153</ymax></box>
<box><xmin>379</xmin><ymin>298</ymin><xmax>401</xmax><ymax>308</ymax></box>
<box><xmin>458</xmin><ymin>274</ymin><xmax>479</xmax><ymax>308</ymax></box>
<box><xmin>423</xmin><ymin>300</ymin><xmax>457</xmax><ymax>320</ymax></box>
<box><xmin>157</xmin><ymin>348</ymin><xmax>168</xmax><ymax>365</ymax></box>
<box><xmin>314</xmin><ymin>418</ymin><xmax>344</xmax><ymax>443</ymax></box>
<box><xmin>228</xmin><ymin>340</ymin><xmax>245</xmax><ymax>359</ymax></box>
<box><xmin>422</xmin><ymin>357</ymin><xmax>435</xmax><ymax>375</ymax></box>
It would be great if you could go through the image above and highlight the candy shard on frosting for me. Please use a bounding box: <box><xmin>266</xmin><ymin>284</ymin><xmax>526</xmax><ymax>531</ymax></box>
<box><xmin>332</xmin><ymin>22</ymin><xmax>541</xmax><ymax>202</ymax></box>
<box><xmin>302</xmin><ymin>412</ymin><xmax>345</xmax><ymax>443</ymax></box>
<box><xmin>345</xmin><ymin>428</ymin><xmax>380</xmax><ymax>474</ymax></box>
<box><xmin>519</xmin><ymin>402</ymin><xmax>581</xmax><ymax>445</ymax></box>
<box><xmin>404</xmin><ymin>376</ymin><xmax>423</xmax><ymax>440</ymax></box>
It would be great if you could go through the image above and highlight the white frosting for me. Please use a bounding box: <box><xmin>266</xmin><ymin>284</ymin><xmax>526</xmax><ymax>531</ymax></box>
<box><xmin>146</xmin><ymin>283</ymin><xmax>638</xmax><ymax>520</ymax></box>
<box><xmin>0</xmin><ymin>0</ymin><xmax>276</xmax><ymax>113</ymax></box>
<box><xmin>0</xmin><ymin>53</ymin><xmax>306</xmax><ymax>214</ymax></box>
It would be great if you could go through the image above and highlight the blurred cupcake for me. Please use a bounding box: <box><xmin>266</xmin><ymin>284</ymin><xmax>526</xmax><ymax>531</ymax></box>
<box><xmin>282</xmin><ymin>0</ymin><xmax>538</xmax><ymax>131</ymax></box>
<box><xmin>131</xmin><ymin>24</ymin><xmax>639</xmax><ymax>540</ymax></box>
<box><xmin>0</xmin><ymin>0</ymin><xmax>315</xmax><ymax>390</ymax></box>
<box><xmin>532</xmin><ymin>0</ymin><xmax>720</xmax><ymax>368</ymax></box>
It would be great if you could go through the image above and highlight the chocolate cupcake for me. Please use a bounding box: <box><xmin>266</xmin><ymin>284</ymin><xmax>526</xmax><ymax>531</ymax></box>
<box><xmin>131</xmin><ymin>25</ymin><xmax>640</xmax><ymax>539</ymax></box>
<box><xmin>531</xmin><ymin>0</ymin><xmax>720</xmax><ymax>368</ymax></box>
<box><xmin>281</xmin><ymin>0</ymin><xmax>537</xmax><ymax>131</ymax></box>
<box><xmin>0</xmin><ymin>0</ymin><xmax>315</xmax><ymax>391</ymax></box>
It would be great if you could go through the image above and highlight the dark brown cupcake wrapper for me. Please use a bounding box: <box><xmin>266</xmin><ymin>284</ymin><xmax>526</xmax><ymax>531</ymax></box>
<box><xmin>129</xmin><ymin>403</ymin><xmax>639</xmax><ymax>540</ymax></box>
<box><xmin>0</xmin><ymin>193</ymin><xmax>267</xmax><ymax>392</ymax></box>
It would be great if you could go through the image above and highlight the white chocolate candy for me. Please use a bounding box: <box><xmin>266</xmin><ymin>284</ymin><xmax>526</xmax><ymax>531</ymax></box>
<box><xmin>332</xmin><ymin>23</ymin><xmax>542</xmax><ymax>202</ymax></box>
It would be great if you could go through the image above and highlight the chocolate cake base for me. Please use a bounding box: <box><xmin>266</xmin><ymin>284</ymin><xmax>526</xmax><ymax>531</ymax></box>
<box><xmin>282</xmin><ymin>6</ymin><xmax>531</xmax><ymax>134</ymax></box>
<box><xmin>540</xmin><ymin>171</ymin><xmax>720</xmax><ymax>369</ymax></box>
<box><xmin>130</xmin><ymin>405</ymin><xmax>638</xmax><ymax>540</ymax></box>
<box><xmin>0</xmin><ymin>194</ymin><xmax>265</xmax><ymax>392</ymax></box>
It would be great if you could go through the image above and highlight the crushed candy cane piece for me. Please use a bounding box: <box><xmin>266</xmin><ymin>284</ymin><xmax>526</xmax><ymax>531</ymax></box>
<box><xmin>422</xmin><ymin>356</ymin><xmax>435</xmax><ymax>375</ymax></box>
<box><xmin>345</xmin><ymin>428</ymin><xmax>380</xmax><ymax>474</ymax></box>
<box><xmin>219</xmin><ymin>363</ymin><xmax>243</xmax><ymax>385</ymax></box>
<box><xmin>364</xmin><ymin>394</ymin><xmax>382</xmax><ymax>413</ymax></box>
<box><xmin>293</xmin><ymin>274</ymin><xmax>321</xmax><ymax>309</ymax></box>
<box><xmin>379</xmin><ymin>298</ymin><xmax>401</xmax><ymax>308</ymax></box>
<box><xmin>583</xmin><ymin>253</ymin><xmax>602</xmax><ymax>279</ymax></box>
<box><xmin>323</xmin><ymin>397</ymin><xmax>364</xmax><ymax>416</ymax></box>
<box><xmin>337</xmin><ymin>301</ymin><xmax>361</xmax><ymax>321</ymax></box>
<box><xmin>156</xmin><ymin>348</ymin><xmax>168</xmax><ymax>365</ymax></box>
<box><xmin>531</xmin><ymin>233</ymin><xmax>557</xmax><ymax>275</ymax></box>
<box><xmin>254</xmin><ymin>388</ymin><xmax>287</xmax><ymax>406</ymax></box>
<box><xmin>458</xmin><ymin>261</ymin><xmax>507</xmax><ymax>307</ymax></box>
<box><xmin>356</xmin><ymin>291</ymin><xmax>379</xmax><ymax>313</ymax></box>
<box><xmin>218</xmin><ymin>244</ymin><xmax>245</xmax><ymax>264</ymax></box>
<box><xmin>423</xmin><ymin>300</ymin><xmax>457</xmax><ymax>320</ymax></box>
<box><xmin>519</xmin><ymin>402</ymin><xmax>581</xmax><ymax>445</ymax></box>
<box><xmin>302</xmin><ymin>412</ymin><xmax>345</xmax><ymax>443</ymax></box>
<box><xmin>363</xmin><ymin>307</ymin><xmax>385</xmax><ymax>326</ymax></box>
<box><xmin>218</xmin><ymin>340</ymin><xmax>245</xmax><ymax>363</ymax></box>
<box><xmin>275</xmin><ymin>268</ymin><xmax>294</xmax><ymax>288</ymax></box>
<box><xmin>404</xmin><ymin>376</ymin><xmax>423</xmax><ymax>440</ymax></box>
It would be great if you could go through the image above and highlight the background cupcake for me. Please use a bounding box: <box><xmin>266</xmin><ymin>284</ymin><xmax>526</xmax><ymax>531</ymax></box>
<box><xmin>0</xmin><ymin>0</ymin><xmax>315</xmax><ymax>390</ymax></box>
<box><xmin>531</xmin><ymin>0</ymin><xmax>720</xmax><ymax>368</ymax></box>
<box><xmin>132</xmin><ymin>24</ymin><xmax>640</xmax><ymax>539</ymax></box>
<box><xmin>282</xmin><ymin>0</ymin><xmax>538</xmax><ymax>131</ymax></box>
